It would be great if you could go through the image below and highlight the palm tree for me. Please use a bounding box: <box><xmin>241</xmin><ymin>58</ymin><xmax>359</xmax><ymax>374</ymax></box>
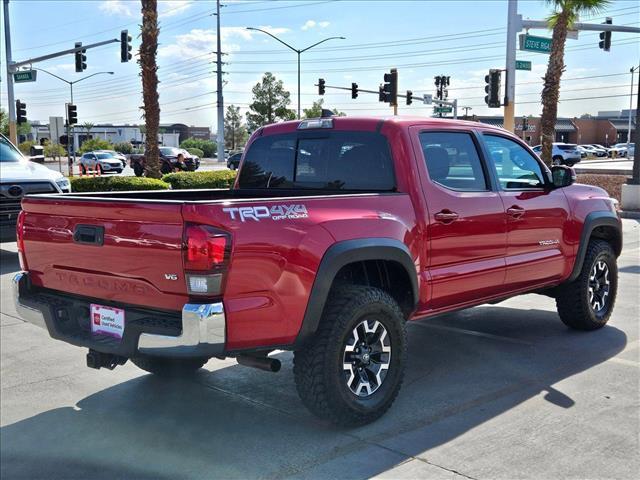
<box><xmin>539</xmin><ymin>0</ymin><xmax>610</xmax><ymax>165</ymax></box>
<box><xmin>82</xmin><ymin>122</ymin><xmax>94</xmax><ymax>143</ymax></box>
<box><xmin>139</xmin><ymin>0</ymin><xmax>161</xmax><ymax>178</ymax></box>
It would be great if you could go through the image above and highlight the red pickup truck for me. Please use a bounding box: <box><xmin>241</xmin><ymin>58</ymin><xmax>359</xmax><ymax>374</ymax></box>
<box><xmin>13</xmin><ymin>116</ymin><xmax>621</xmax><ymax>426</ymax></box>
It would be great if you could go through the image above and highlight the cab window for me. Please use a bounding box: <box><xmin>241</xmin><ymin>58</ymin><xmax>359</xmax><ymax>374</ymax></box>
<box><xmin>483</xmin><ymin>135</ymin><xmax>546</xmax><ymax>189</ymax></box>
<box><xmin>419</xmin><ymin>131</ymin><xmax>488</xmax><ymax>191</ymax></box>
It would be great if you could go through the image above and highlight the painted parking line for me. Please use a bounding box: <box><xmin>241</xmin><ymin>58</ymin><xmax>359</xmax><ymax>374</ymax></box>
<box><xmin>409</xmin><ymin>321</ymin><xmax>534</xmax><ymax>346</ymax></box>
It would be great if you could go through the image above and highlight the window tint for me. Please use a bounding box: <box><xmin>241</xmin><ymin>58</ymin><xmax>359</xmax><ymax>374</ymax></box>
<box><xmin>484</xmin><ymin>135</ymin><xmax>546</xmax><ymax>189</ymax></box>
<box><xmin>238</xmin><ymin>131</ymin><xmax>395</xmax><ymax>191</ymax></box>
<box><xmin>419</xmin><ymin>132</ymin><xmax>487</xmax><ymax>191</ymax></box>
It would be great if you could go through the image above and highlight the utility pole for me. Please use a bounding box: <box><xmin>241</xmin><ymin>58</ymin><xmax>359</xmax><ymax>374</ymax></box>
<box><xmin>504</xmin><ymin>0</ymin><xmax>518</xmax><ymax>133</ymax></box>
<box><xmin>627</xmin><ymin>66</ymin><xmax>638</xmax><ymax>149</ymax></box>
<box><xmin>3</xmin><ymin>0</ymin><xmax>17</xmax><ymax>144</ymax></box>
<box><xmin>216</xmin><ymin>0</ymin><xmax>225</xmax><ymax>163</ymax></box>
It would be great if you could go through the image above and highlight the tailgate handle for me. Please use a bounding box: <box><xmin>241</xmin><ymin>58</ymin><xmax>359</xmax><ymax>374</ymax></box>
<box><xmin>73</xmin><ymin>225</ymin><xmax>104</xmax><ymax>246</ymax></box>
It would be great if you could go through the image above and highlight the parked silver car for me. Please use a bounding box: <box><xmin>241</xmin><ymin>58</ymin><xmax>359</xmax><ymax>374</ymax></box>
<box><xmin>78</xmin><ymin>151</ymin><xmax>123</xmax><ymax>174</ymax></box>
<box><xmin>96</xmin><ymin>150</ymin><xmax>127</xmax><ymax>168</ymax></box>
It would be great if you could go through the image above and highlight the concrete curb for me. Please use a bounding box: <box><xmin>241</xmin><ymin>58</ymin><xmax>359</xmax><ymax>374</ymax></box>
<box><xmin>619</xmin><ymin>210</ymin><xmax>640</xmax><ymax>220</ymax></box>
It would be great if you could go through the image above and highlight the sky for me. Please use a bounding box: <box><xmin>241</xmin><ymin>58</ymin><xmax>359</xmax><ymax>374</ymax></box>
<box><xmin>1</xmin><ymin>0</ymin><xmax>638</xmax><ymax>132</ymax></box>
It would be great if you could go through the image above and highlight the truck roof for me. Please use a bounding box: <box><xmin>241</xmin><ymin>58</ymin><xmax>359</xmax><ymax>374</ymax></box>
<box><xmin>258</xmin><ymin>115</ymin><xmax>507</xmax><ymax>136</ymax></box>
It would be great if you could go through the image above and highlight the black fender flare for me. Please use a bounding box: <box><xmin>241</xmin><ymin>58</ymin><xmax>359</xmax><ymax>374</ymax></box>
<box><xmin>294</xmin><ymin>238</ymin><xmax>418</xmax><ymax>347</ymax></box>
<box><xmin>567</xmin><ymin>211</ymin><xmax>622</xmax><ymax>282</ymax></box>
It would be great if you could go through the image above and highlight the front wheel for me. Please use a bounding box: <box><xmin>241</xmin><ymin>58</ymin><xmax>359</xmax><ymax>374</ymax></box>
<box><xmin>131</xmin><ymin>355</ymin><xmax>208</xmax><ymax>376</ymax></box>
<box><xmin>293</xmin><ymin>285</ymin><xmax>407</xmax><ymax>427</ymax></box>
<box><xmin>556</xmin><ymin>239</ymin><xmax>618</xmax><ymax>330</ymax></box>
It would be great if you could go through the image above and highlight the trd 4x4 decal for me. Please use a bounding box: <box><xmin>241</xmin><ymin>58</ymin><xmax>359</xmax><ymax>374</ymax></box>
<box><xmin>223</xmin><ymin>204</ymin><xmax>308</xmax><ymax>222</ymax></box>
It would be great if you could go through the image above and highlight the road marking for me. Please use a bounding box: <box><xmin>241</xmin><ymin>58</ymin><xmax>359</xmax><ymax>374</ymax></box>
<box><xmin>409</xmin><ymin>321</ymin><xmax>534</xmax><ymax>346</ymax></box>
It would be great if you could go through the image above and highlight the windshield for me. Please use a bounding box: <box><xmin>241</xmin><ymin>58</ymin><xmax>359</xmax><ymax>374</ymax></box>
<box><xmin>95</xmin><ymin>153</ymin><xmax>114</xmax><ymax>159</ymax></box>
<box><xmin>160</xmin><ymin>147</ymin><xmax>181</xmax><ymax>156</ymax></box>
<box><xmin>0</xmin><ymin>135</ymin><xmax>25</xmax><ymax>162</ymax></box>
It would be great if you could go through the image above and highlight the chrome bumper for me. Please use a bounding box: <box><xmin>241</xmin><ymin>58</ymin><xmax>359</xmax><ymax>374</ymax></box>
<box><xmin>13</xmin><ymin>272</ymin><xmax>226</xmax><ymax>357</ymax></box>
<box><xmin>12</xmin><ymin>272</ymin><xmax>47</xmax><ymax>329</ymax></box>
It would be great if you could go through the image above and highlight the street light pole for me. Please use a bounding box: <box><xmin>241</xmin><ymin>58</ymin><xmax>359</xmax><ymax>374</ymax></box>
<box><xmin>246</xmin><ymin>27</ymin><xmax>345</xmax><ymax>119</ymax></box>
<box><xmin>33</xmin><ymin>69</ymin><xmax>114</xmax><ymax>172</ymax></box>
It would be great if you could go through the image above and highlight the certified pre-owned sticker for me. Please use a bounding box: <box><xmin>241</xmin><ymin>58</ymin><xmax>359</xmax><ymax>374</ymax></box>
<box><xmin>223</xmin><ymin>204</ymin><xmax>308</xmax><ymax>222</ymax></box>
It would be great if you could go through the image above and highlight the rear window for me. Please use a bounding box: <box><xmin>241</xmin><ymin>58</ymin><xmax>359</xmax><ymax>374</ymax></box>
<box><xmin>238</xmin><ymin>131</ymin><xmax>396</xmax><ymax>191</ymax></box>
<box><xmin>557</xmin><ymin>144</ymin><xmax>577</xmax><ymax>151</ymax></box>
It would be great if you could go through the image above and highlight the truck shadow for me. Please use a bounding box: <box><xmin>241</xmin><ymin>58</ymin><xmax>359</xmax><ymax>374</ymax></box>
<box><xmin>0</xmin><ymin>305</ymin><xmax>627</xmax><ymax>479</ymax></box>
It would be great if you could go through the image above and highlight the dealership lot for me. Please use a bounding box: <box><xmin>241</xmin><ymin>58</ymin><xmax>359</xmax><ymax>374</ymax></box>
<box><xmin>1</xmin><ymin>220</ymin><xmax>638</xmax><ymax>479</ymax></box>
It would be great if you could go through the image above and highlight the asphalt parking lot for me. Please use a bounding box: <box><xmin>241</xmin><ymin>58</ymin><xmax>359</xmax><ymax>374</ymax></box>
<box><xmin>1</xmin><ymin>220</ymin><xmax>638</xmax><ymax>479</ymax></box>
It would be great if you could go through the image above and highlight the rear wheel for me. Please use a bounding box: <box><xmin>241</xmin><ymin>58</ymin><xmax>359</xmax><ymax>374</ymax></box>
<box><xmin>556</xmin><ymin>239</ymin><xmax>617</xmax><ymax>330</ymax></box>
<box><xmin>131</xmin><ymin>355</ymin><xmax>208</xmax><ymax>376</ymax></box>
<box><xmin>552</xmin><ymin>156</ymin><xmax>564</xmax><ymax>166</ymax></box>
<box><xmin>293</xmin><ymin>285</ymin><xmax>407</xmax><ymax>426</ymax></box>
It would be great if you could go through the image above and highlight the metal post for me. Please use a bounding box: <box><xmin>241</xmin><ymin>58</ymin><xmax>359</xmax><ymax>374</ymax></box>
<box><xmin>297</xmin><ymin>52</ymin><xmax>301</xmax><ymax>119</ymax></box>
<box><xmin>627</xmin><ymin>66</ymin><xmax>637</xmax><ymax>148</ymax></box>
<box><xmin>216</xmin><ymin>0</ymin><xmax>225</xmax><ymax>163</ymax></box>
<box><xmin>3</xmin><ymin>0</ymin><xmax>17</xmax><ymax>144</ymax></box>
<box><xmin>504</xmin><ymin>0</ymin><xmax>518</xmax><ymax>133</ymax></box>
<box><xmin>632</xmin><ymin>64</ymin><xmax>640</xmax><ymax>185</ymax></box>
<box><xmin>453</xmin><ymin>99</ymin><xmax>458</xmax><ymax>119</ymax></box>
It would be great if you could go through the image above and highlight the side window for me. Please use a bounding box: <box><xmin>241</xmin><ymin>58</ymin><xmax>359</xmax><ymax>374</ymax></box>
<box><xmin>419</xmin><ymin>132</ymin><xmax>487</xmax><ymax>191</ymax></box>
<box><xmin>483</xmin><ymin>135</ymin><xmax>545</xmax><ymax>189</ymax></box>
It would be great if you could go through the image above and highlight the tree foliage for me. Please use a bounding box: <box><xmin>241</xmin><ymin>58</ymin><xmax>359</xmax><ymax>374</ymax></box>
<box><xmin>0</xmin><ymin>109</ymin><xmax>8</xmax><ymax>136</ymax></box>
<box><xmin>78</xmin><ymin>138</ymin><xmax>114</xmax><ymax>154</ymax></box>
<box><xmin>44</xmin><ymin>143</ymin><xmax>66</xmax><ymax>159</ymax></box>
<box><xmin>180</xmin><ymin>137</ymin><xmax>216</xmax><ymax>158</ymax></box>
<box><xmin>303</xmin><ymin>99</ymin><xmax>345</xmax><ymax>119</ymax></box>
<box><xmin>224</xmin><ymin>105</ymin><xmax>248</xmax><ymax>150</ymax></box>
<box><xmin>139</xmin><ymin>0</ymin><xmax>162</xmax><ymax>178</ymax></box>
<box><xmin>539</xmin><ymin>0</ymin><xmax>610</xmax><ymax>165</ymax></box>
<box><xmin>246</xmin><ymin>72</ymin><xmax>296</xmax><ymax>131</ymax></box>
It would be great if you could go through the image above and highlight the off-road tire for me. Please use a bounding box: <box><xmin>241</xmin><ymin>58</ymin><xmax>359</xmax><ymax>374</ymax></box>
<box><xmin>293</xmin><ymin>285</ymin><xmax>407</xmax><ymax>427</ymax></box>
<box><xmin>556</xmin><ymin>239</ymin><xmax>617</xmax><ymax>330</ymax></box>
<box><xmin>131</xmin><ymin>355</ymin><xmax>208</xmax><ymax>376</ymax></box>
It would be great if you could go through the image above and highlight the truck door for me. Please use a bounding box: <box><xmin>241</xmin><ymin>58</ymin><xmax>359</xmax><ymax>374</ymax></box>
<box><xmin>480</xmin><ymin>133</ymin><xmax>571</xmax><ymax>290</ymax></box>
<box><xmin>410</xmin><ymin>128</ymin><xmax>507</xmax><ymax>311</ymax></box>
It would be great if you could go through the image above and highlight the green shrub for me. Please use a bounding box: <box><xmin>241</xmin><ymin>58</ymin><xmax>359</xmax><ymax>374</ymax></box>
<box><xmin>79</xmin><ymin>138</ymin><xmax>113</xmax><ymax>154</ymax></box>
<box><xmin>180</xmin><ymin>137</ymin><xmax>216</xmax><ymax>158</ymax></box>
<box><xmin>162</xmin><ymin>170</ymin><xmax>236</xmax><ymax>190</ymax></box>
<box><xmin>44</xmin><ymin>143</ymin><xmax>66</xmax><ymax>159</ymax></box>
<box><xmin>113</xmin><ymin>142</ymin><xmax>133</xmax><ymax>154</ymax></box>
<box><xmin>18</xmin><ymin>140</ymin><xmax>35</xmax><ymax>155</ymax></box>
<box><xmin>184</xmin><ymin>147</ymin><xmax>204</xmax><ymax>158</ymax></box>
<box><xmin>70</xmin><ymin>176</ymin><xmax>170</xmax><ymax>192</ymax></box>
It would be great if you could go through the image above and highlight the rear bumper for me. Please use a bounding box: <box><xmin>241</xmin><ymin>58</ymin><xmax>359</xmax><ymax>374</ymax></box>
<box><xmin>12</xmin><ymin>272</ymin><xmax>226</xmax><ymax>358</ymax></box>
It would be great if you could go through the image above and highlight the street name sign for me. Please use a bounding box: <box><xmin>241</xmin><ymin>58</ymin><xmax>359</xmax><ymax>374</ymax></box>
<box><xmin>519</xmin><ymin>34</ymin><xmax>552</xmax><ymax>54</ymax></box>
<box><xmin>13</xmin><ymin>70</ymin><xmax>37</xmax><ymax>83</ymax></box>
<box><xmin>515</xmin><ymin>60</ymin><xmax>532</xmax><ymax>71</ymax></box>
<box><xmin>434</xmin><ymin>106</ymin><xmax>453</xmax><ymax>114</ymax></box>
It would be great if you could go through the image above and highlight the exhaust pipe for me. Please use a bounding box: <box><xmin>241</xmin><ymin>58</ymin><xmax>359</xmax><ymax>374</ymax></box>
<box><xmin>237</xmin><ymin>354</ymin><xmax>281</xmax><ymax>372</ymax></box>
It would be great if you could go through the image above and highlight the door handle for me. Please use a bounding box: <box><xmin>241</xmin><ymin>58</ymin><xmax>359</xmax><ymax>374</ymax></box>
<box><xmin>434</xmin><ymin>210</ymin><xmax>459</xmax><ymax>223</ymax></box>
<box><xmin>507</xmin><ymin>206</ymin><xmax>525</xmax><ymax>218</ymax></box>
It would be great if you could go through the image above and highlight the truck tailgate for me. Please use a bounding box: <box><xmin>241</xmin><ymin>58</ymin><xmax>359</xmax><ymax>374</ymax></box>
<box><xmin>21</xmin><ymin>197</ymin><xmax>188</xmax><ymax>311</ymax></box>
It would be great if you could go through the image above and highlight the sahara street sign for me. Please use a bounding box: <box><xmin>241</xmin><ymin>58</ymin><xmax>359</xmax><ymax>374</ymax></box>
<box><xmin>13</xmin><ymin>70</ymin><xmax>37</xmax><ymax>83</ymax></box>
<box><xmin>519</xmin><ymin>34</ymin><xmax>552</xmax><ymax>54</ymax></box>
<box><xmin>515</xmin><ymin>60</ymin><xmax>532</xmax><ymax>71</ymax></box>
<box><xmin>434</xmin><ymin>106</ymin><xmax>453</xmax><ymax>114</ymax></box>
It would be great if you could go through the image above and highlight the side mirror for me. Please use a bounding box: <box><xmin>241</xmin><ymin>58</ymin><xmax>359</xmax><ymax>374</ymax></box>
<box><xmin>551</xmin><ymin>165</ymin><xmax>576</xmax><ymax>188</ymax></box>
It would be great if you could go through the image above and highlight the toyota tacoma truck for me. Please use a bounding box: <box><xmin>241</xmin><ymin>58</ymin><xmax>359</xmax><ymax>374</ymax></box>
<box><xmin>13</xmin><ymin>116</ymin><xmax>621</xmax><ymax>426</ymax></box>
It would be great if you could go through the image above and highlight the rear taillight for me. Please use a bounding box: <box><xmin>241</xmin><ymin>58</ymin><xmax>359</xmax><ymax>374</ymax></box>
<box><xmin>16</xmin><ymin>210</ymin><xmax>27</xmax><ymax>270</ymax></box>
<box><xmin>183</xmin><ymin>224</ymin><xmax>231</xmax><ymax>297</ymax></box>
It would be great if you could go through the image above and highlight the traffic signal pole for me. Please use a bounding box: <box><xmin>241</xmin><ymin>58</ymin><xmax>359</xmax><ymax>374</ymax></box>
<box><xmin>503</xmin><ymin>0</ymin><xmax>639</xmax><ymax>134</ymax></box>
<box><xmin>3</xmin><ymin>0</ymin><xmax>17</xmax><ymax>144</ymax></box>
<box><xmin>504</xmin><ymin>0</ymin><xmax>518</xmax><ymax>132</ymax></box>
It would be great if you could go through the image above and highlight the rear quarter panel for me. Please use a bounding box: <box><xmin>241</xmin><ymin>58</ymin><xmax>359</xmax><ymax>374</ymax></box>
<box><xmin>184</xmin><ymin>193</ymin><xmax>417</xmax><ymax>350</ymax></box>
